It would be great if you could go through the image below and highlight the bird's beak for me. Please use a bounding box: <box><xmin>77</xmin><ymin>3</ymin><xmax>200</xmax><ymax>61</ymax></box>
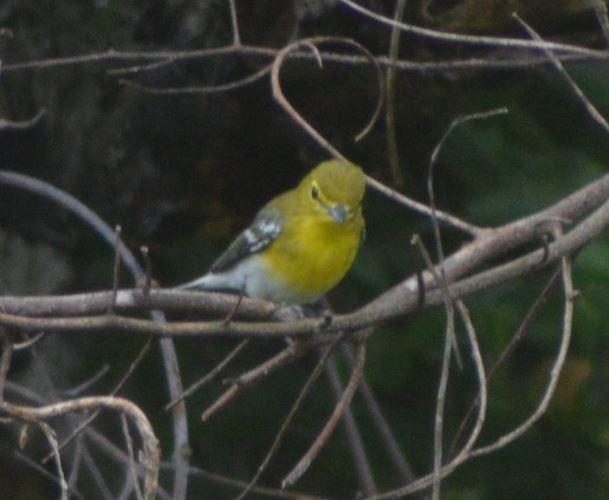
<box><xmin>327</xmin><ymin>204</ymin><xmax>348</xmax><ymax>223</ymax></box>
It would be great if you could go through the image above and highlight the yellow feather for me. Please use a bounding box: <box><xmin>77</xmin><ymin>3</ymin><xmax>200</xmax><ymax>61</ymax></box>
<box><xmin>261</xmin><ymin>207</ymin><xmax>363</xmax><ymax>299</ymax></box>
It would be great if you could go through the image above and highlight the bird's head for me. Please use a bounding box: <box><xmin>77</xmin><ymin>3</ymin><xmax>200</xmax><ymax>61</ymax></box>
<box><xmin>301</xmin><ymin>160</ymin><xmax>365</xmax><ymax>224</ymax></box>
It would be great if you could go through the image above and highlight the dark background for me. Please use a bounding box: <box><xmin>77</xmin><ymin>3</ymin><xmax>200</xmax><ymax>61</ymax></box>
<box><xmin>1</xmin><ymin>1</ymin><xmax>609</xmax><ymax>498</ymax></box>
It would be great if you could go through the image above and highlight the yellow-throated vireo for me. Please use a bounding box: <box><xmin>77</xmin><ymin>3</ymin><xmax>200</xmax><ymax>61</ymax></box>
<box><xmin>179</xmin><ymin>159</ymin><xmax>366</xmax><ymax>304</ymax></box>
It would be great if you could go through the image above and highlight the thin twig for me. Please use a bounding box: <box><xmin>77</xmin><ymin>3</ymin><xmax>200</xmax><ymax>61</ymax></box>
<box><xmin>108</xmin><ymin>57</ymin><xmax>175</xmax><ymax>76</ymax></box>
<box><xmin>271</xmin><ymin>36</ymin><xmax>383</xmax><ymax>154</ymax></box>
<box><xmin>0</xmin><ymin>396</ymin><xmax>160</xmax><ymax>499</ymax></box>
<box><xmin>470</xmin><ymin>226</ymin><xmax>575</xmax><ymax>458</ymax></box>
<box><xmin>341</xmin><ymin>344</ymin><xmax>416</xmax><ymax>482</ymax></box>
<box><xmin>7</xmin><ymin>381</ymin><xmax>153</xmax><ymax>500</ymax></box>
<box><xmin>67</xmin><ymin>436</ymin><xmax>84</xmax><ymax>492</ymax></box>
<box><xmin>324</xmin><ymin>355</ymin><xmax>376</xmax><ymax>494</ymax></box>
<box><xmin>201</xmin><ymin>342</ymin><xmax>310</xmax><ymax>421</ymax></box>
<box><xmin>412</xmin><ymin>234</ymin><xmax>460</xmax><ymax>366</ymax></box>
<box><xmin>223</xmin><ymin>286</ymin><xmax>246</xmax><ymax>325</ymax></box>
<box><xmin>119</xmin><ymin>64</ymin><xmax>271</xmax><ymax>95</ymax></box>
<box><xmin>427</xmin><ymin>108</ymin><xmax>509</xmax><ymax>364</ymax></box>
<box><xmin>140</xmin><ymin>246</ymin><xmax>153</xmax><ymax>295</ymax></box>
<box><xmin>514</xmin><ymin>14</ymin><xmax>609</xmax><ymax>135</ymax></box>
<box><xmin>431</xmin><ymin>302</ymin><xmax>453</xmax><ymax>500</ymax></box>
<box><xmin>12</xmin><ymin>331</ymin><xmax>45</xmax><ymax>351</ymax></box>
<box><xmin>228</xmin><ymin>0</ymin><xmax>241</xmax><ymax>47</ymax></box>
<box><xmin>121</xmin><ymin>414</ymin><xmax>144</xmax><ymax>500</ymax></box>
<box><xmin>79</xmin><ymin>420</ymin><xmax>176</xmax><ymax>498</ymax></box>
<box><xmin>591</xmin><ymin>0</ymin><xmax>609</xmax><ymax>46</ymax></box>
<box><xmin>235</xmin><ymin>336</ymin><xmax>345</xmax><ymax>499</ymax></box>
<box><xmin>159</xmin><ymin>459</ymin><xmax>329</xmax><ymax>499</ymax></box>
<box><xmin>110</xmin><ymin>225</ymin><xmax>123</xmax><ymax>313</ymax></box>
<box><xmin>339</xmin><ymin>0</ymin><xmax>605</xmax><ymax>55</ymax></box>
<box><xmin>0</xmin><ymin>330</ymin><xmax>13</xmax><ymax>401</ymax></box>
<box><xmin>81</xmin><ymin>446</ymin><xmax>117</xmax><ymax>500</ymax></box>
<box><xmin>80</xmin><ymin>418</ymin><xmax>318</xmax><ymax>500</ymax></box>
<box><xmin>166</xmin><ymin>339</ymin><xmax>249</xmax><ymax>411</ymax></box>
<box><xmin>365</xmin><ymin>301</ymin><xmax>488</xmax><ymax>499</ymax></box>
<box><xmin>4</xmin><ymin>42</ymin><xmax>606</xmax><ymax>75</ymax></box>
<box><xmin>117</xmin><ymin>474</ymin><xmax>136</xmax><ymax>500</ymax></box>
<box><xmin>39</xmin><ymin>422</ymin><xmax>68</xmax><ymax>500</ymax></box>
<box><xmin>452</xmin><ymin>301</ymin><xmax>488</xmax><ymax>462</ymax></box>
<box><xmin>62</xmin><ymin>364</ymin><xmax>110</xmax><ymax>397</ymax></box>
<box><xmin>13</xmin><ymin>450</ymin><xmax>86</xmax><ymax>500</ymax></box>
<box><xmin>369</xmin><ymin>176</ymin><xmax>484</xmax><ymax>236</ymax></box>
<box><xmin>0</xmin><ymin>108</ymin><xmax>46</xmax><ymax>130</ymax></box>
<box><xmin>283</xmin><ymin>341</ymin><xmax>366</xmax><ymax>488</ymax></box>
<box><xmin>43</xmin><ymin>338</ymin><xmax>153</xmax><ymax>463</ymax></box>
<box><xmin>449</xmin><ymin>266</ymin><xmax>561</xmax><ymax>454</ymax></box>
<box><xmin>374</xmin><ymin>232</ymin><xmax>569</xmax><ymax>499</ymax></box>
<box><xmin>413</xmin><ymin>228</ymin><xmax>456</xmax><ymax>500</ymax></box>
<box><xmin>385</xmin><ymin>0</ymin><xmax>407</xmax><ymax>186</ymax></box>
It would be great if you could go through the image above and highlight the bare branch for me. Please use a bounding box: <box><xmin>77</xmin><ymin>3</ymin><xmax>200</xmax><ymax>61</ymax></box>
<box><xmin>13</xmin><ymin>450</ymin><xmax>86</xmax><ymax>500</ymax></box>
<box><xmin>119</xmin><ymin>64</ymin><xmax>271</xmax><ymax>95</ymax></box>
<box><xmin>165</xmin><ymin>339</ymin><xmax>249</xmax><ymax>411</ymax></box>
<box><xmin>110</xmin><ymin>225</ymin><xmax>123</xmax><ymax>314</ymax></box>
<box><xmin>450</xmin><ymin>267</ymin><xmax>561</xmax><ymax>454</ymax></box>
<box><xmin>158</xmin><ymin>458</ymin><xmax>328</xmax><ymax>499</ymax></box>
<box><xmin>283</xmin><ymin>342</ymin><xmax>366</xmax><ymax>488</ymax></box>
<box><xmin>385</xmin><ymin>0</ymin><xmax>408</xmax><ymax>187</ymax></box>
<box><xmin>236</xmin><ymin>336</ymin><xmax>345</xmax><ymax>499</ymax></box>
<box><xmin>591</xmin><ymin>0</ymin><xmax>609</xmax><ymax>46</ymax></box>
<box><xmin>3</xmin><ymin>42</ymin><xmax>607</xmax><ymax>76</ymax></box>
<box><xmin>67</xmin><ymin>436</ymin><xmax>84</xmax><ymax>493</ymax></box>
<box><xmin>38</xmin><ymin>422</ymin><xmax>68</xmax><ymax>500</ymax></box>
<box><xmin>0</xmin><ymin>169</ymin><xmax>190</xmax><ymax>499</ymax></box>
<box><xmin>81</xmin><ymin>446</ymin><xmax>118</xmax><ymax>500</ymax></box>
<box><xmin>270</xmin><ymin>38</ymin><xmax>480</xmax><ymax>235</ymax></box>
<box><xmin>431</xmin><ymin>309</ymin><xmax>453</xmax><ymax>500</ymax></box>
<box><xmin>139</xmin><ymin>246</ymin><xmax>153</xmax><ymax>295</ymax></box>
<box><xmin>0</xmin><ymin>171</ymin><xmax>141</xmax><ymax>280</ymax></box>
<box><xmin>514</xmin><ymin>14</ymin><xmax>609</xmax><ymax>135</ymax></box>
<box><xmin>0</xmin><ymin>186</ymin><xmax>606</xmax><ymax>342</ymax></box>
<box><xmin>12</xmin><ymin>332</ymin><xmax>46</xmax><ymax>351</ymax></box>
<box><xmin>341</xmin><ymin>344</ymin><xmax>416</xmax><ymax>483</ymax></box>
<box><xmin>201</xmin><ymin>342</ymin><xmax>308</xmax><ymax>421</ymax></box>
<box><xmin>0</xmin><ymin>108</ymin><xmax>46</xmax><ymax>130</ymax></box>
<box><xmin>470</xmin><ymin>226</ymin><xmax>575</xmax><ymax>458</ymax></box>
<box><xmin>271</xmin><ymin>36</ymin><xmax>383</xmax><ymax>158</ymax></box>
<box><xmin>339</xmin><ymin>0</ymin><xmax>606</xmax><ymax>55</ymax></box>
<box><xmin>368</xmin><ymin>228</ymin><xmax>573</xmax><ymax>499</ymax></box>
<box><xmin>62</xmin><ymin>364</ymin><xmax>110</xmax><ymax>397</ymax></box>
<box><xmin>0</xmin><ymin>396</ymin><xmax>160</xmax><ymax>499</ymax></box>
<box><xmin>44</xmin><ymin>339</ymin><xmax>153</xmax><ymax>463</ymax></box>
<box><xmin>324</xmin><ymin>356</ymin><xmax>376</xmax><ymax>494</ymax></box>
<box><xmin>0</xmin><ymin>330</ymin><xmax>13</xmax><ymax>401</ymax></box>
<box><xmin>228</xmin><ymin>0</ymin><xmax>242</xmax><ymax>47</ymax></box>
<box><xmin>121</xmin><ymin>414</ymin><xmax>144</xmax><ymax>500</ymax></box>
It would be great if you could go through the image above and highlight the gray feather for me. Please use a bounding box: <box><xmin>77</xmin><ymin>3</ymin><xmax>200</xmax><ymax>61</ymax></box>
<box><xmin>209</xmin><ymin>207</ymin><xmax>283</xmax><ymax>273</ymax></box>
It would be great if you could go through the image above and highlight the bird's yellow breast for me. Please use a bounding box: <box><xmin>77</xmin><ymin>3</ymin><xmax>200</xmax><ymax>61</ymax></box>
<box><xmin>260</xmin><ymin>211</ymin><xmax>363</xmax><ymax>302</ymax></box>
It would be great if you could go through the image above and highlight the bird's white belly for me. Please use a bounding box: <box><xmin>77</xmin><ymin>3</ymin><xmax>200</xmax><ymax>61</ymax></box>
<box><xmin>203</xmin><ymin>255</ymin><xmax>318</xmax><ymax>304</ymax></box>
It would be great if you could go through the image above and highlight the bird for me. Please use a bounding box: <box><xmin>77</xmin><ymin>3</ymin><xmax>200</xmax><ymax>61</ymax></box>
<box><xmin>178</xmin><ymin>159</ymin><xmax>366</xmax><ymax>305</ymax></box>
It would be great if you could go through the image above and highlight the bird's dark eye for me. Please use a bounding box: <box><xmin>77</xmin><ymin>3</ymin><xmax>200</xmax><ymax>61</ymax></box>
<box><xmin>311</xmin><ymin>184</ymin><xmax>319</xmax><ymax>199</ymax></box>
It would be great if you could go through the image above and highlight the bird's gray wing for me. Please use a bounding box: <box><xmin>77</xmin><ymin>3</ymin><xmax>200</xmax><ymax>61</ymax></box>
<box><xmin>210</xmin><ymin>207</ymin><xmax>283</xmax><ymax>273</ymax></box>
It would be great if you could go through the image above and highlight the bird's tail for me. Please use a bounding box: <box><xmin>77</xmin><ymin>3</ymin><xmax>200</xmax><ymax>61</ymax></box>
<box><xmin>175</xmin><ymin>274</ymin><xmax>213</xmax><ymax>290</ymax></box>
<box><xmin>176</xmin><ymin>273</ymin><xmax>238</xmax><ymax>293</ymax></box>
